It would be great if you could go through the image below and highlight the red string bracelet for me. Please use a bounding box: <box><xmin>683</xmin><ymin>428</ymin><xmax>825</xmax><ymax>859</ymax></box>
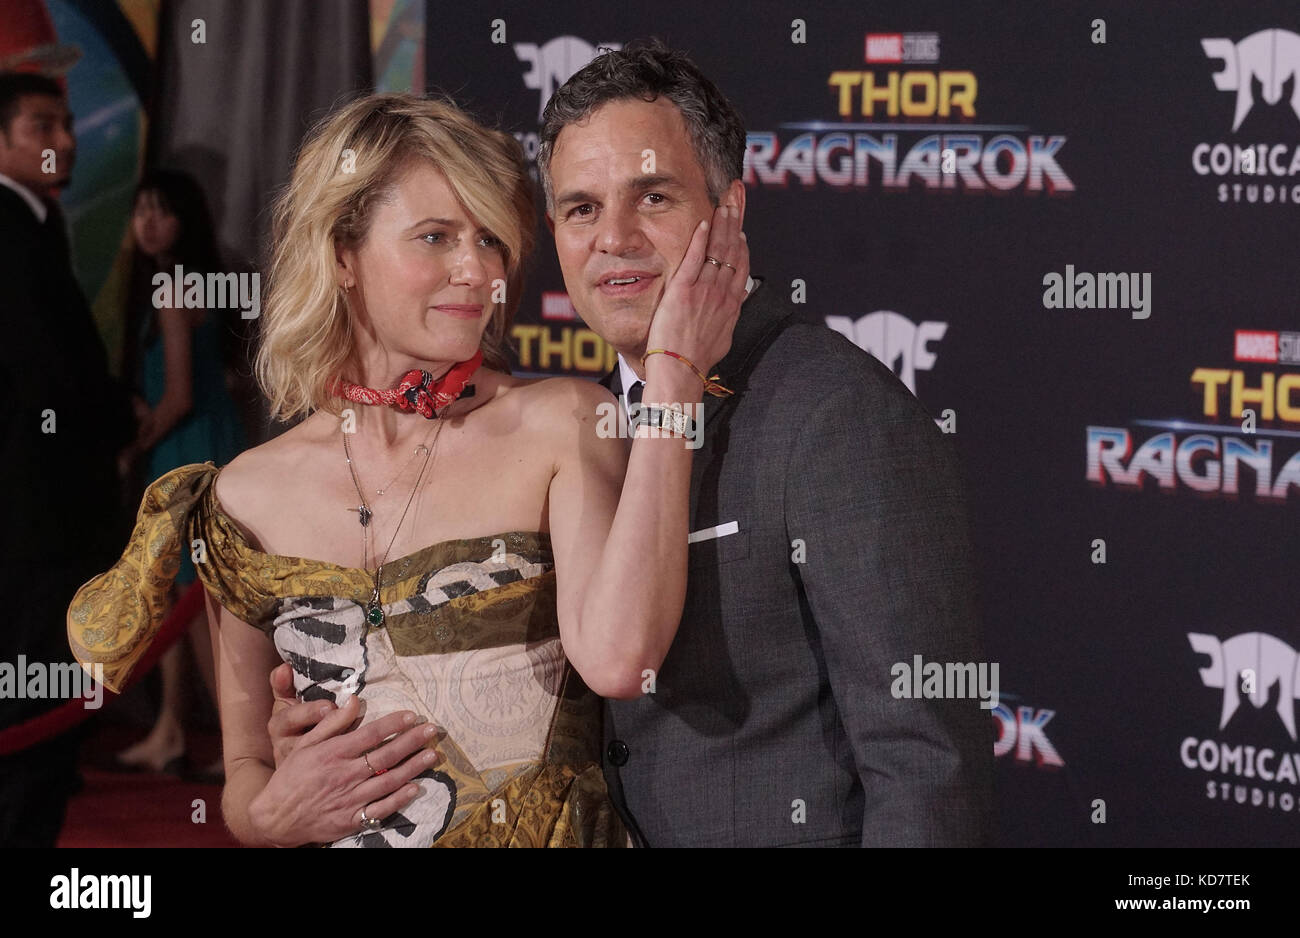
<box><xmin>641</xmin><ymin>348</ymin><xmax>734</xmax><ymax>397</ymax></box>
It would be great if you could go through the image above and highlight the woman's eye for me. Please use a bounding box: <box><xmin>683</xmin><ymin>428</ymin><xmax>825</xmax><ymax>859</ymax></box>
<box><xmin>421</xmin><ymin>232</ymin><xmax>445</xmax><ymax>245</ymax></box>
<box><xmin>478</xmin><ymin>234</ymin><xmax>503</xmax><ymax>249</ymax></box>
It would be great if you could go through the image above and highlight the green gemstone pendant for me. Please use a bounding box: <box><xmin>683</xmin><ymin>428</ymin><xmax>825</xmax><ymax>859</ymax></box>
<box><xmin>366</xmin><ymin>602</ymin><xmax>385</xmax><ymax>627</ymax></box>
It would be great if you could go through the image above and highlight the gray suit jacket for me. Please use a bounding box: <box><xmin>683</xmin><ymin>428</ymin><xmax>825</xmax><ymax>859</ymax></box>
<box><xmin>599</xmin><ymin>277</ymin><xmax>992</xmax><ymax>847</ymax></box>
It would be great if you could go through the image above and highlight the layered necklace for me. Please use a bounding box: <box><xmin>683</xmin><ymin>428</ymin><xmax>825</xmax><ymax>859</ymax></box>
<box><xmin>333</xmin><ymin>356</ymin><xmax>481</xmax><ymax>628</ymax></box>
<box><xmin>342</xmin><ymin>424</ymin><xmax>440</xmax><ymax>628</ymax></box>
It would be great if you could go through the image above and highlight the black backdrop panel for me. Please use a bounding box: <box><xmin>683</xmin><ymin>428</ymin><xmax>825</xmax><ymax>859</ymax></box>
<box><xmin>426</xmin><ymin>0</ymin><xmax>1300</xmax><ymax>846</ymax></box>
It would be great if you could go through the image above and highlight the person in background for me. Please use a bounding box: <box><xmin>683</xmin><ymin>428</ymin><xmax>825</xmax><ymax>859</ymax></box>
<box><xmin>0</xmin><ymin>70</ymin><xmax>136</xmax><ymax>845</ymax></box>
<box><xmin>113</xmin><ymin>169</ymin><xmax>246</xmax><ymax>779</ymax></box>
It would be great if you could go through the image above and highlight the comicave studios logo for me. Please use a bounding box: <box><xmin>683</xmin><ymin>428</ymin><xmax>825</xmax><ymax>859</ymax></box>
<box><xmin>1182</xmin><ymin>631</ymin><xmax>1300</xmax><ymax>815</ymax></box>
<box><xmin>1194</xmin><ymin>29</ymin><xmax>1300</xmax><ymax>205</ymax></box>
<box><xmin>745</xmin><ymin>29</ymin><xmax>1074</xmax><ymax>194</ymax></box>
<box><xmin>511</xmin><ymin>35</ymin><xmax>621</xmax><ymax>163</ymax></box>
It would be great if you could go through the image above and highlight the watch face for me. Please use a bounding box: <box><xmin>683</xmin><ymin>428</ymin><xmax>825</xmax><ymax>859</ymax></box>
<box><xmin>630</xmin><ymin>403</ymin><xmax>694</xmax><ymax>437</ymax></box>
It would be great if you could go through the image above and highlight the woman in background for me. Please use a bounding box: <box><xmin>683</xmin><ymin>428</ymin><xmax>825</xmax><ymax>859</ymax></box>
<box><xmin>114</xmin><ymin>169</ymin><xmax>245</xmax><ymax>777</ymax></box>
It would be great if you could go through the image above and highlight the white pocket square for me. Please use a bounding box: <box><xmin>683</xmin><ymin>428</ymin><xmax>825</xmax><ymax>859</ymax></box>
<box><xmin>687</xmin><ymin>521</ymin><xmax>739</xmax><ymax>544</ymax></box>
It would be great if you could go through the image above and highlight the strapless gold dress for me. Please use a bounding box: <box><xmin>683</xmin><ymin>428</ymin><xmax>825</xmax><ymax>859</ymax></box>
<box><xmin>67</xmin><ymin>462</ymin><xmax>627</xmax><ymax>847</ymax></box>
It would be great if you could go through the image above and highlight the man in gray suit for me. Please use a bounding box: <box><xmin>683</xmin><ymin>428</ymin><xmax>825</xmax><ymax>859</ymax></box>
<box><xmin>537</xmin><ymin>39</ymin><xmax>992</xmax><ymax>847</ymax></box>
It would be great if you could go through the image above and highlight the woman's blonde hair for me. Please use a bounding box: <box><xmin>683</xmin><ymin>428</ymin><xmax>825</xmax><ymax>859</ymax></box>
<box><xmin>255</xmin><ymin>92</ymin><xmax>535</xmax><ymax>422</ymax></box>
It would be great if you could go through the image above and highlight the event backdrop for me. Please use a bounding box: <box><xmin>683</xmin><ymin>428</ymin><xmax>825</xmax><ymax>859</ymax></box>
<box><xmin>423</xmin><ymin>0</ymin><xmax>1300</xmax><ymax>847</ymax></box>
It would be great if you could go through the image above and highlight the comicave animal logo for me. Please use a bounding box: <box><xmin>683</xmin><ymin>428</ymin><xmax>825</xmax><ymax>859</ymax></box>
<box><xmin>1202</xmin><ymin>29</ymin><xmax>1300</xmax><ymax>131</ymax></box>
<box><xmin>826</xmin><ymin>310</ymin><xmax>947</xmax><ymax>396</ymax></box>
<box><xmin>514</xmin><ymin>37</ymin><xmax>622</xmax><ymax>121</ymax></box>
<box><xmin>1188</xmin><ymin>631</ymin><xmax>1300</xmax><ymax>740</ymax></box>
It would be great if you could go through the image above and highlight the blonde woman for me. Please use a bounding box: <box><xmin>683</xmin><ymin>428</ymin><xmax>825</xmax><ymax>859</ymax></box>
<box><xmin>68</xmin><ymin>92</ymin><xmax>749</xmax><ymax>847</ymax></box>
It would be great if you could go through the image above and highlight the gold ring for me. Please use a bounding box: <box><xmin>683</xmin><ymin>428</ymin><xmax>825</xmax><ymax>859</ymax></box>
<box><xmin>722</xmin><ymin>262</ymin><xmax>737</xmax><ymax>271</ymax></box>
<box><xmin>359</xmin><ymin>805</ymin><xmax>382</xmax><ymax>832</ymax></box>
<box><xmin>704</xmin><ymin>256</ymin><xmax>722</xmax><ymax>268</ymax></box>
<box><xmin>363</xmin><ymin>752</ymin><xmax>385</xmax><ymax>776</ymax></box>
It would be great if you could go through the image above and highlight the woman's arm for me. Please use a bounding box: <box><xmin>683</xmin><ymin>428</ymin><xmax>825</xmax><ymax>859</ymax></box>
<box><xmin>546</xmin><ymin>207</ymin><xmax>750</xmax><ymax>700</ymax></box>
<box><xmin>545</xmin><ymin>369</ymin><xmax>702</xmax><ymax>700</ymax></box>
<box><xmin>136</xmin><ymin>307</ymin><xmax>196</xmax><ymax>452</ymax></box>
<box><xmin>205</xmin><ymin>587</ymin><xmax>279</xmax><ymax>846</ymax></box>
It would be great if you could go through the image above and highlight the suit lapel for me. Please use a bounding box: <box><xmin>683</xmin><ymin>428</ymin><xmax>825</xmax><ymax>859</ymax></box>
<box><xmin>696</xmin><ymin>277</ymin><xmax>795</xmax><ymax>436</ymax></box>
<box><xmin>600</xmin><ymin>363</ymin><xmax>623</xmax><ymax>398</ymax></box>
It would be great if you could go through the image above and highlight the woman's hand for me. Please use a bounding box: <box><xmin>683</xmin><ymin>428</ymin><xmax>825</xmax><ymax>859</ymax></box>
<box><xmin>643</xmin><ymin>202</ymin><xmax>751</xmax><ymax>383</ymax></box>
<box><xmin>247</xmin><ymin>694</ymin><xmax>443</xmax><ymax>847</ymax></box>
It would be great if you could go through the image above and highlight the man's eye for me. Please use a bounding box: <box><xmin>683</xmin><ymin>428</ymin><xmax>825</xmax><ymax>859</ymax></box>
<box><xmin>568</xmin><ymin>204</ymin><xmax>593</xmax><ymax>218</ymax></box>
<box><xmin>644</xmin><ymin>193</ymin><xmax>666</xmax><ymax>205</ymax></box>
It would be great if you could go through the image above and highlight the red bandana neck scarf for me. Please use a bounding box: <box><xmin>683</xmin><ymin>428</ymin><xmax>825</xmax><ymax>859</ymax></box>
<box><xmin>331</xmin><ymin>350</ymin><xmax>483</xmax><ymax>419</ymax></box>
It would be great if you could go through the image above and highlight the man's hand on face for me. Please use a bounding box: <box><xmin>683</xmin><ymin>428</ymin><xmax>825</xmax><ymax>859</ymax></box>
<box><xmin>643</xmin><ymin>200</ymin><xmax>751</xmax><ymax>382</ymax></box>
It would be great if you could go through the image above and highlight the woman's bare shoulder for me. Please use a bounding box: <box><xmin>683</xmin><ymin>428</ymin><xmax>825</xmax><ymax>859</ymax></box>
<box><xmin>497</xmin><ymin>373</ymin><xmax>618</xmax><ymax>427</ymax></box>
<box><xmin>505</xmin><ymin>376</ymin><xmax>626</xmax><ymax>483</ymax></box>
<box><xmin>214</xmin><ymin>415</ymin><xmax>328</xmax><ymax>536</ymax></box>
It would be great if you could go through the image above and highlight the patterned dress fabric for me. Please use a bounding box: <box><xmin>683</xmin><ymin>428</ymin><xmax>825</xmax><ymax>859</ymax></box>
<box><xmin>67</xmin><ymin>462</ymin><xmax>627</xmax><ymax>848</ymax></box>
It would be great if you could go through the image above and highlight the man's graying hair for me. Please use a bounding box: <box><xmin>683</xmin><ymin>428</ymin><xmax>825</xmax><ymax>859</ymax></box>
<box><xmin>537</xmin><ymin>39</ymin><xmax>746</xmax><ymax>214</ymax></box>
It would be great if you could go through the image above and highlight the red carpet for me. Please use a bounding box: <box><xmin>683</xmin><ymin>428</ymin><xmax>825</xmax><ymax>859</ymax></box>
<box><xmin>57</xmin><ymin>723</ymin><xmax>241</xmax><ymax>848</ymax></box>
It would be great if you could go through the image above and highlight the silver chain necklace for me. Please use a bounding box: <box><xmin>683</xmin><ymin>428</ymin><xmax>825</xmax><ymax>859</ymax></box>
<box><xmin>342</xmin><ymin>422</ymin><xmax>442</xmax><ymax>628</ymax></box>
<box><xmin>374</xmin><ymin>437</ymin><xmax>434</xmax><ymax>496</ymax></box>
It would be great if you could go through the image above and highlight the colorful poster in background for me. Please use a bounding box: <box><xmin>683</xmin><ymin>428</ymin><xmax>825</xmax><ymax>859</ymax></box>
<box><xmin>0</xmin><ymin>0</ymin><xmax>156</xmax><ymax>375</ymax></box>
<box><xmin>371</xmin><ymin>0</ymin><xmax>424</xmax><ymax>94</ymax></box>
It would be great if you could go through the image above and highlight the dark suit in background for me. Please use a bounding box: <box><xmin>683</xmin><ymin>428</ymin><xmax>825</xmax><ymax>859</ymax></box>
<box><xmin>600</xmin><ymin>276</ymin><xmax>993</xmax><ymax>847</ymax></box>
<box><xmin>0</xmin><ymin>184</ymin><xmax>135</xmax><ymax>845</ymax></box>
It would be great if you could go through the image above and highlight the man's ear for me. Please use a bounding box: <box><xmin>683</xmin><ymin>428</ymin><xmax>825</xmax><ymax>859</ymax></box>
<box><xmin>721</xmin><ymin>179</ymin><xmax>747</xmax><ymax>229</ymax></box>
